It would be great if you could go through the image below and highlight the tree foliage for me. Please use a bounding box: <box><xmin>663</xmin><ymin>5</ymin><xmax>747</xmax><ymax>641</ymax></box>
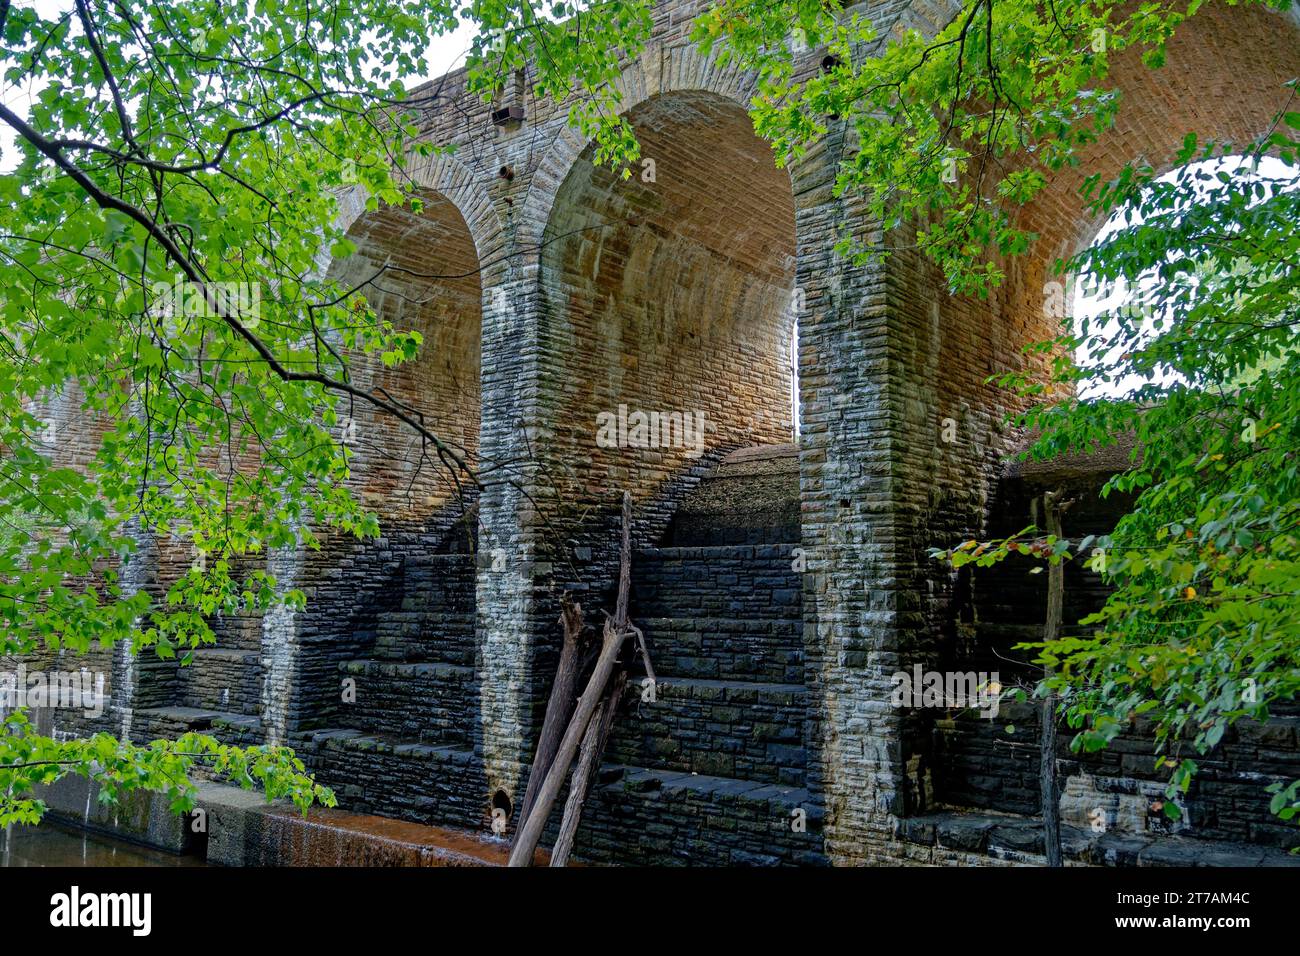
<box><xmin>0</xmin><ymin>0</ymin><xmax>478</xmax><ymax>824</ymax></box>
<box><xmin>1007</xmin><ymin>135</ymin><xmax>1298</xmax><ymax>824</ymax></box>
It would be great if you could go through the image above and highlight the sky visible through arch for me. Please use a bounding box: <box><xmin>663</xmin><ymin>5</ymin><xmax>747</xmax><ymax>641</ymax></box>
<box><xmin>1070</xmin><ymin>154</ymin><xmax>1300</xmax><ymax>400</ymax></box>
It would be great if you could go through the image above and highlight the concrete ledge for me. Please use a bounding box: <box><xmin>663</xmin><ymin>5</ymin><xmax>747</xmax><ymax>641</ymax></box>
<box><xmin>37</xmin><ymin>775</ymin><xmax>194</xmax><ymax>854</ymax></box>
<box><xmin>36</xmin><ymin>777</ymin><xmax>529</xmax><ymax>867</ymax></box>
<box><xmin>196</xmin><ymin>782</ymin><xmax>537</xmax><ymax>866</ymax></box>
<box><xmin>897</xmin><ymin>810</ymin><xmax>1300</xmax><ymax>867</ymax></box>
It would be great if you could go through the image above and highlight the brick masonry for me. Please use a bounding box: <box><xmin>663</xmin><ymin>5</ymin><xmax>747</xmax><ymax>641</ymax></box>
<box><xmin>23</xmin><ymin>0</ymin><xmax>1300</xmax><ymax>865</ymax></box>
<box><xmin>932</xmin><ymin>469</ymin><xmax>1300</xmax><ymax>854</ymax></box>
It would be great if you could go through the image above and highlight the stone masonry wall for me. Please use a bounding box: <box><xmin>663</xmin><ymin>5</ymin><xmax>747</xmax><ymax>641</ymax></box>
<box><xmin>933</xmin><ymin>471</ymin><xmax>1300</xmax><ymax>853</ymax></box>
<box><xmin>18</xmin><ymin>0</ymin><xmax>1300</xmax><ymax>866</ymax></box>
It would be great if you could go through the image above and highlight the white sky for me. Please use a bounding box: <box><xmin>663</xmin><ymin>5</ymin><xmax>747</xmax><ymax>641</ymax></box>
<box><xmin>1072</xmin><ymin>154</ymin><xmax>1299</xmax><ymax>399</ymax></box>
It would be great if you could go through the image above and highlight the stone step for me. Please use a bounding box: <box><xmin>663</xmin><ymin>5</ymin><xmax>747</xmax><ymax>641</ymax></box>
<box><xmin>566</xmin><ymin>764</ymin><xmax>827</xmax><ymax>867</ymax></box>
<box><xmin>298</xmin><ymin>728</ymin><xmax>487</xmax><ymax>833</ymax></box>
<box><xmin>630</xmin><ymin>545</ymin><xmax>803</xmax><ymax>622</ymax></box>
<box><xmin>637</xmin><ymin>615</ymin><xmax>804</xmax><ymax>683</ymax></box>
<box><xmin>663</xmin><ymin>444</ymin><xmax>801</xmax><ymax>546</ymax></box>
<box><xmin>606</xmin><ymin>677</ymin><xmax>807</xmax><ymax>785</ymax></box>
<box><xmin>175</xmin><ymin>647</ymin><xmax>263</xmax><ymax>716</ymax></box>
<box><xmin>897</xmin><ymin>809</ymin><xmax>1300</xmax><ymax>868</ymax></box>
<box><xmin>237</xmin><ymin>728</ymin><xmax>828</xmax><ymax>865</ymax></box>
<box><xmin>371</xmin><ymin>611</ymin><xmax>477</xmax><ymax>666</ymax></box>
<box><xmin>303</xmin><ymin>727</ymin><xmax>477</xmax><ymax>762</ymax></box>
<box><xmin>634</xmin><ymin>543</ymin><xmax>803</xmax><ymax>563</ymax></box>
<box><xmin>132</xmin><ymin>706</ymin><xmax>264</xmax><ymax>747</ymax></box>
<box><xmin>336</xmin><ymin>660</ymin><xmax>475</xmax><ymax>745</ymax></box>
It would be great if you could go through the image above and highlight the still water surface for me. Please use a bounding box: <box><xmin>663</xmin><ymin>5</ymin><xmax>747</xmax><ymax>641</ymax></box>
<box><xmin>1</xmin><ymin>820</ymin><xmax>205</xmax><ymax>867</ymax></box>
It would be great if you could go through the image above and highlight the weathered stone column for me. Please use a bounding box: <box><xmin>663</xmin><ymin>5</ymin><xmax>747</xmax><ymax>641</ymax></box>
<box><xmin>474</xmin><ymin>249</ymin><xmax>547</xmax><ymax>804</ymax></box>
<box><xmin>793</xmin><ymin>129</ymin><xmax>917</xmax><ymax>864</ymax></box>
<box><xmin>258</xmin><ymin>540</ymin><xmax>302</xmax><ymax>747</ymax></box>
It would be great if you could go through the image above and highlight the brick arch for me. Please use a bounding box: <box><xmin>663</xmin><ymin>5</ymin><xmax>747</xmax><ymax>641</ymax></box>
<box><xmin>891</xmin><ymin>0</ymin><xmax>1300</xmax><ymax>508</ymax></box>
<box><xmin>536</xmin><ymin>87</ymin><xmax>799</xmax><ymax>543</ymax></box>
<box><xmin>326</xmin><ymin>172</ymin><xmax>491</xmax><ymax>521</ymax></box>
<box><xmin>517</xmin><ymin>44</ymin><xmax>769</xmax><ymax>257</ymax></box>
<box><xmin>876</xmin><ymin>0</ymin><xmax>1300</xmax><ymax>352</ymax></box>
<box><xmin>1004</xmin><ymin>1</ymin><xmax>1299</xmax><ymax>380</ymax></box>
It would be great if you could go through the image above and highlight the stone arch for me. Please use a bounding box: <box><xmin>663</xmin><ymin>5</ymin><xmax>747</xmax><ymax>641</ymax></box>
<box><xmin>254</xmin><ymin>159</ymin><xmax>505</xmax><ymax>787</ymax></box>
<box><xmin>518</xmin><ymin>43</ymin><xmax>770</xmax><ymax>259</ymax></box>
<box><xmin>764</xmin><ymin>0</ymin><xmax>1300</xmax><ymax>865</ymax></box>
<box><xmin>889</xmin><ymin>0</ymin><xmax>1300</xmax><ymax>851</ymax></box>
<box><xmin>1002</xmin><ymin>1</ymin><xmax>1300</xmax><ymax>367</ymax></box>
<box><xmin>325</xmin><ymin>155</ymin><xmax>504</xmax><ymax>522</ymax></box>
<box><xmin>334</xmin><ymin>152</ymin><xmax>507</xmax><ymax>279</ymax></box>
<box><xmin>536</xmin><ymin>87</ymin><xmax>799</xmax><ymax>545</ymax></box>
<box><xmin>492</xmin><ymin>79</ymin><xmax>824</xmax><ymax>863</ymax></box>
<box><xmin>893</xmin><ymin>0</ymin><xmax>1300</xmax><ymax>550</ymax></box>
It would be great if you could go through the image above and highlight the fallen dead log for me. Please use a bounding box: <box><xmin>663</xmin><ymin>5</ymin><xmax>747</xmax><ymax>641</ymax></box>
<box><xmin>514</xmin><ymin>594</ymin><xmax>585</xmax><ymax>833</ymax></box>
<box><xmin>508</xmin><ymin>491</ymin><xmax>646</xmax><ymax>868</ymax></box>
<box><xmin>550</xmin><ymin>668</ymin><xmax>627</xmax><ymax>867</ymax></box>
<box><xmin>550</xmin><ymin>620</ymin><xmax>652</xmax><ymax>866</ymax></box>
<box><xmin>507</xmin><ymin>614</ymin><xmax>627</xmax><ymax>866</ymax></box>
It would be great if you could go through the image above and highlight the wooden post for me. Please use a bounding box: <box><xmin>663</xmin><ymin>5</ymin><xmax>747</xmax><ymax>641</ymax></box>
<box><xmin>1041</xmin><ymin>489</ymin><xmax>1069</xmax><ymax>867</ymax></box>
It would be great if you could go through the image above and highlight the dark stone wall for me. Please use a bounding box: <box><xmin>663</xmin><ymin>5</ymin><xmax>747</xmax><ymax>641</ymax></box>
<box><xmin>931</xmin><ymin>472</ymin><xmax>1300</xmax><ymax>852</ymax></box>
<box><xmin>292</xmin><ymin>524</ymin><xmax>489</xmax><ymax>828</ymax></box>
<box><xmin>561</xmin><ymin>767</ymin><xmax>825</xmax><ymax>867</ymax></box>
<box><xmin>605</xmin><ymin>678</ymin><xmax>808</xmax><ymax>785</ymax></box>
<box><xmin>297</xmin><ymin>731</ymin><xmax>490</xmax><ymax>831</ymax></box>
<box><xmin>554</xmin><ymin>538</ymin><xmax>826</xmax><ymax>865</ymax></box>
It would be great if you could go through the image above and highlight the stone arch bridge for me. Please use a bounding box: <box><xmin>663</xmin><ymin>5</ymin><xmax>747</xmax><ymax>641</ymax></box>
<box><xmin>42</xmin><ymin>0</ymin><xmax>1300</xmax><ymax>865</ymax></box>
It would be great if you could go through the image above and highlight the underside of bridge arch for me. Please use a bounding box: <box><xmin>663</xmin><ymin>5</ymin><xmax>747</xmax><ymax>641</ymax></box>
<box><xmin>487</xmin><ymin>90</ymin><xmax>829</xmax><ymax>865</ymax></box>
<box><xmin>1001</xmin><ymin>0</ymin><xmax>1300</xmax><ymax>370</ymax></box>
<box><xmin>124</xmin><ymin>189</ymin><xmax>490</xmax><ymax>772</ymax></box>
<box><xmin>539</xmin><ymin>90</ymin><xmax>798</xmax><ymax>552</ymax></box>
<box><xmin>225</xmin><ymin>190</ymin><xmax>492</xmax><ymax>825</ymax></box>
<box><xmin>326</xmin><ymin>188</ymin><xmax>484</xmax><ymax>523</ymax></box>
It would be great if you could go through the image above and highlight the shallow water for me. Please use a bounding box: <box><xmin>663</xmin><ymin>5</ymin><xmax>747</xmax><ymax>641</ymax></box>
<box><xmin>0</xmin><ymin>821</ymin><xmax>207</xmax><ymax>867</ymax></box>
